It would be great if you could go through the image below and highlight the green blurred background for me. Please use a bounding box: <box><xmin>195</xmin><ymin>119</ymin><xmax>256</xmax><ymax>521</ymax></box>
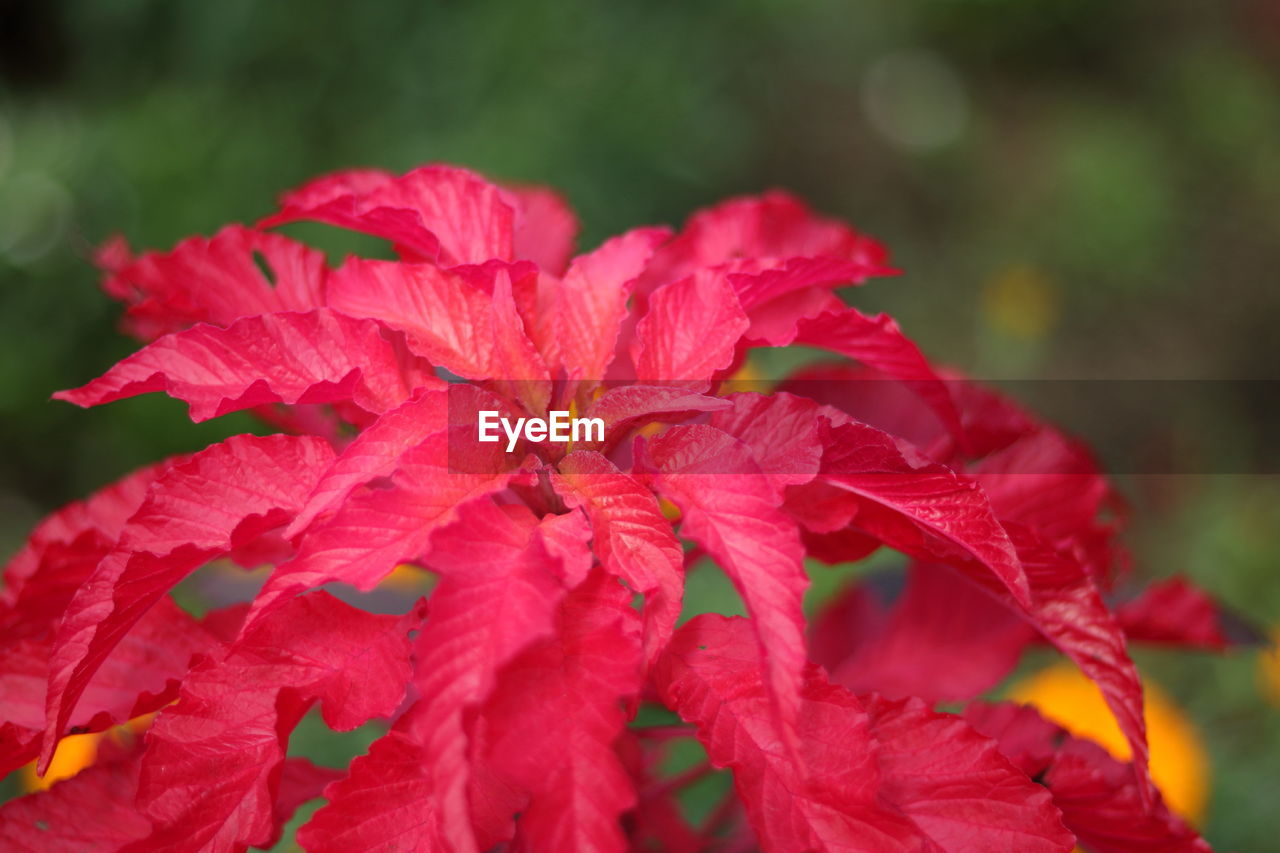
<box><xmin>1</xmin><ymin>1</ymin><xmax>1277</xmax><ymax>849</ymax></box>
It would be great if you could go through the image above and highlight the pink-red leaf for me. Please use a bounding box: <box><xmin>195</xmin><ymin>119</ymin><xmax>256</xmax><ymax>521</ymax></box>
<box><xmin>656</xmin><ymin>615</ymin><xmax>1070</xmax><ymax>853</ymax></box>
<box><xmin>728</xmin><ymin>255</ymin><xmax>886</xmax><ymax>311</ymax></box>
<box><xmin>791</xmin><ymin>306</ymin><xmax>967</xmax><ymax>447</ymax></box>
<box><xmin>474</xmin><ymin>570</ymin><xmax>644</xmax><ymax>853</ymax></box>
<box><xmin>1116</xmin><ymin>576</ymin><xmax>1234</xmax><ymax>650</ymax></box>
<box><xmin>642</xmin><ymin>190</ymin><xmax>890</xmax><ymax>292</ymax></box>
<box><xmin>298</xmin><ymin>726</ymin><xmax>439</xmax><ymax>853</ymax></box>
<box><xmin>631</xmin><ymin>269</ymin><xmax>749</xmax><ymax>384</ymax></box>
<box><xmin>1044</xmin><ymin>740</ymin><xmax>1210</xmax><ymax>853</ymax></box>
<box><xmin>328</xmin><ymin>259</ymin><xmax>549</xmax><ymax>412</ymax></box>
<box><xmin>1</xmin><ymin>597</ymin><xmax>218</xmax><ymax>776</ymax></box>
<box><xmin>997</xmin><ymin>524</ymin><xmax>1153</xmax><ymax>798</ymax></box>
<box><xmin>55</xmin><ymin>309</ymin><xmax>440</xmax><ymax>422</ymax></box>
<box><xmin>253</xmin><ymin>431</ymin><xmax>520</xmax><ymax>617</ymax></box>
<box><xmin>641</xmin><ymin>424</ymin><xmax>809</xmax><ymax>750</ymax></box>
<box><xmin>813</xmin><ymin>564</ymin><xmax>1035</xmax><ymax>703</ymax></box>
<box><xmin>40</xmin><ymin>434</ymin><xmax>335</xmax><ymax>771</ymax></box>
<box><xmin>508</xmin><ymin>183</ymin><xmax>579</xmax><ymax>275</ymax></box>
<box><xmin>285</xmin><ymin>387</ymin><xmax>448</xmax><ymax>537</ymax></box>
<box><xmin>1</xmin><ymin>461</ymin><xmax>166</xmax><ymax>627</ymax></box>
<box><xmin>554</xmin><ymin>226</ymin><xmax>670</xmax><ymax>380</ymax></box>
<box><xmin>966</xmin><ymin>701</ymin><xmax>1212</xmax><ymax>853</ymax></box>
<box><xmin>798</xmin><ymin>415</ymin><xmax>1032</xmax><ymax>607</ymax></box>
<box><xmin>261</xmin><ymin>165</ymin><xmax>515</xmax><ymax>265</ymax></box>
<box><xmin>399</xmin><ymin>499</ymin><xmax>590</xmax><ymax>851</ymax></box>
<box><xmin>98</xmin><ymin>224</ymin><xmax>326</xmax><ymax>341</ymax></box>
<box><xmin>126</xmin><ymin>592</ymin><xmax>413</xmax><ymax>852</ymax></box>
<box><xmin>863</xmin><ymin>693</ymin><xmax>1072</xmax><ymax>852</ymax></box>
<box><xmin>708</xmin><ymin>391</ymin><xmax>824</xmax><ymax>490</ymax></box>
<box><xmin>552</xmin><ymin>450</ymin><xmax>684</xmax><ymax>664</ymax></box>
<box><xmin>0</xmin><ymin>745</ymin><xmax>152</xmax><ymax>850</ymax></box>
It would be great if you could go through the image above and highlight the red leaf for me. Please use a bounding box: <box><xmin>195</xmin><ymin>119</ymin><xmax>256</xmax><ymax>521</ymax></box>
<box><xmin>708</xmin><ymin>391</ymin><xmax>824</xmax><ymax>490</ymax></box>
<box><xmin>1</xmin><ymin>597</ymin><xmax>218</xmax><ymax>776</ymax></box>
<box><xmin>728</xmin><ymin>256</ymin><xmax>887</xmax><ymax>311</ymax></box>
<box><xmin>40</xmin><ymin>434</ymin><xmax>335</xmax><ymax>771</ymax></box>
<box><xmin>996</xmin><ymin>524</ymin><xmax>1153</xmax><ymax>800</ymax></box>
<box><xmin>553</xmin><ymin>227</ymin><xmax>670</xmax><ymax>380</ymax></box>
<box><xmin>486</xmin><ymin>262</ymin><xmax>554</xmax><ymax>415</ymax></box>
<box><xmin>508</xmin><ymin>183</ymin><xmax>579</xmax><ymax>275</ymax></box>
<box><xmin>298</xmin><ymin>726</ymin><xmax>440</xmax><ymax>853</ymax></box>
<box><xmin>1116</xmin><ymin>576</ymin><xmax>1233</xmax><ymax>650</ymax></box>
<box><xmin>815</xmin><ymin>564</ymin><xmax>1035</xmax><ymax>703</ymax></box>
<box><xmin>328</xmin><ymin>259</ymin><xmax>550</xmax><ymax>412</ymax></box>
<box><xmin>712</xmin><ymin>257</ymin><xmax>891</xmax><ymax>350</ymax></box>
<box><xmin>474</xmin><ymin>569</ymin><xmax>644</xmax><ymax>853</ymax></box>
<box><xmin>98</xmin><ymin>224</ymin><xmax>327</xmax><ymax>341</ymax></box>
<box><xmin>276</xmin><ymin>757</ymin><xmax>345</xmax><ymax>831</ymax></box>
<box><xmin>1</xmin><ymin>461</ymin><xmax>166</xmax><ymax>628</ymax></box>
<box><xmin>253</xmin><ymin>431</ymin><xmax>520</xmax><ymax>617</ymax></box>
<box><xmin>973</xmin><ymin>424</ymin><xmax>1122</xmax><ymax>582</ymax></box>
<box><xmin>0</xmin><ymin>745</ymin><xmax>152</xmax><ymax>850</ymax></box>
<box><xmin>777</xmin><ymin>362</ymin><xmax>953</xmax><ymax>453</ymax></box>
<box><xmin>1045</xmin><ymin>740</ymin><xmax>1210</xmax><ymax>853</ymax></box>
<box><xmin>261</xmin><ymin>165</ymin><xmax>515</xmax><ymax>265</ymax></box>
<box><xmin>863</xmin><ymin>694</ymin><xmax>1072</xmax><ymax>852</ymax></box>
<box><xmin>631</xmin><ymin>269</ymin><xmax>749</xmax><ymax>384</ymax></box>
<box><xmin>328</xmin><ymin>258</ymin><xmax>496</xmax><ymax>376</ymax></box>
<box><xmin>966</xmin><ymin>701</ymin><xmax>1212</xmax><ymax>853</ymax></box>
<box><xmin>640</xmin><ymin>424</ymin><xmax>809</xmax><ymax>750</ymax></box>
<box><xmin>642</xmin><ymin>190</ymin><xmax>890</xmax><ymax>292</ymax></box>
<box><xmin>790</xmin><ymin>378</ymin><xmax>1146</xmax><ymax>789</ymax></box>
<box><xmin>284</xmin><ymin>383</ymin><xmax>517</xmax><ymax>539</ymax></box>
<box><xmin>797</xmin><ymin>415</ymin><xmax>1032</xmax><ymax>607</ymax></box>
<box><xmin>784</xmin><ymin>364</ymin><xmax>1056</xmax><ymax>469</ymax></box>
<box><xmin>285</xmin><ymin>387</ymin><xmax>448</xmax><ymax>537</ymax></box>
<box><xmin>553</xmin><ymin>450</ymin><xmax>684</xmax><ymax>663</ymax></box>
<box><xmin>791</xmin><ymin>306</ymin><xmax>967</xmax><ymax>447</ymax></box>
<box><xmin>961</xmin><ymin>701</ymin><xmax>1063</xmax><ymax>778</ymax></box>
<box><xmin>656</xmin><ymin>615</ymin><xmax>1071</xmax><ymax>852</ymax></box>
<box><xmin>744</xmin><ymin>288</ymin><xmax>846</xmax><ymax>350</ymax></box>
<box><xmin>396</xmin><ymin>499</ymin><xmax>589</xmax><ymax>850</ymax></box>
<box><xmin>126</xmin><ymin>592</ymin><xmax>412</xmax><ymax>852</ymax></box>
<box><xmin>55</xmin><ymin>309</ymin><xmax>440</xmax><ymax>422</ymax></box>
<box><xmin>814</xmin><ymin>398</ymin><xmax>1150</xmax><ymax>798</ymax></box>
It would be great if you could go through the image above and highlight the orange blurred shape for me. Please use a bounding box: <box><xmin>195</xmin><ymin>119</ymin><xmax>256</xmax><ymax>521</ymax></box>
<box><xmin>1008</xmin><ymin>662</ymin><xmax>1209</xmax><ymax>823</ymax></box>
<box><xmin>20</xmin><ymin>732</ymin><xmax>100</xmax><ymax>793</ymax></box>
<box><xmin>381</xmin><ymin>563</ymin><xmax>432</xmax><ymax>590</ymax></box>
<box><xmin>20</xmin><ymin>712</ymin><xmax>158</xmax><ymax>792</ymax></box>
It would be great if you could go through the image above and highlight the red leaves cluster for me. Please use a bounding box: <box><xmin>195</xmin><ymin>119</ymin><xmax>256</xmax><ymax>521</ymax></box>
<box><xmin>0</xmin><ymin>164</ymin><xmax>1235</xmax><ymax>851</ymax></box>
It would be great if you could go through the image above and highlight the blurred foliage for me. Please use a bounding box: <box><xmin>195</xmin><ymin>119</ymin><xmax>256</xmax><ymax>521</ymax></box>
<box><xmin>1</xmin><ymin>0</ymin><xmax>1277</xmax><ymax>849</ymax></box>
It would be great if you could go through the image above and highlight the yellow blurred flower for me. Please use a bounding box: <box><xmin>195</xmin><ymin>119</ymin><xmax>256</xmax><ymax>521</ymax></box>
<box><xmin>721</xmin><ymin>356</ymin><xmax>768</xmax><ymax>395</ymax></box>
<box><xmin>1007</xmin><ymin>662</ymin><xmax>1209</xmax><ymax>823</ymax></box>
<box><xmin>1257</xmin><ymin>626</ymin><xmax>1280</xmax><ymax>707</ymax></box>
<box><xmin>658</xmin><ymin>497</ymin><xmax>682</xmax><ymax>523</ymax></box>
<box><xmin>982</xmin><ymin>264</ymin><xmax>1058</xmax><ymax>341</ymax></box>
